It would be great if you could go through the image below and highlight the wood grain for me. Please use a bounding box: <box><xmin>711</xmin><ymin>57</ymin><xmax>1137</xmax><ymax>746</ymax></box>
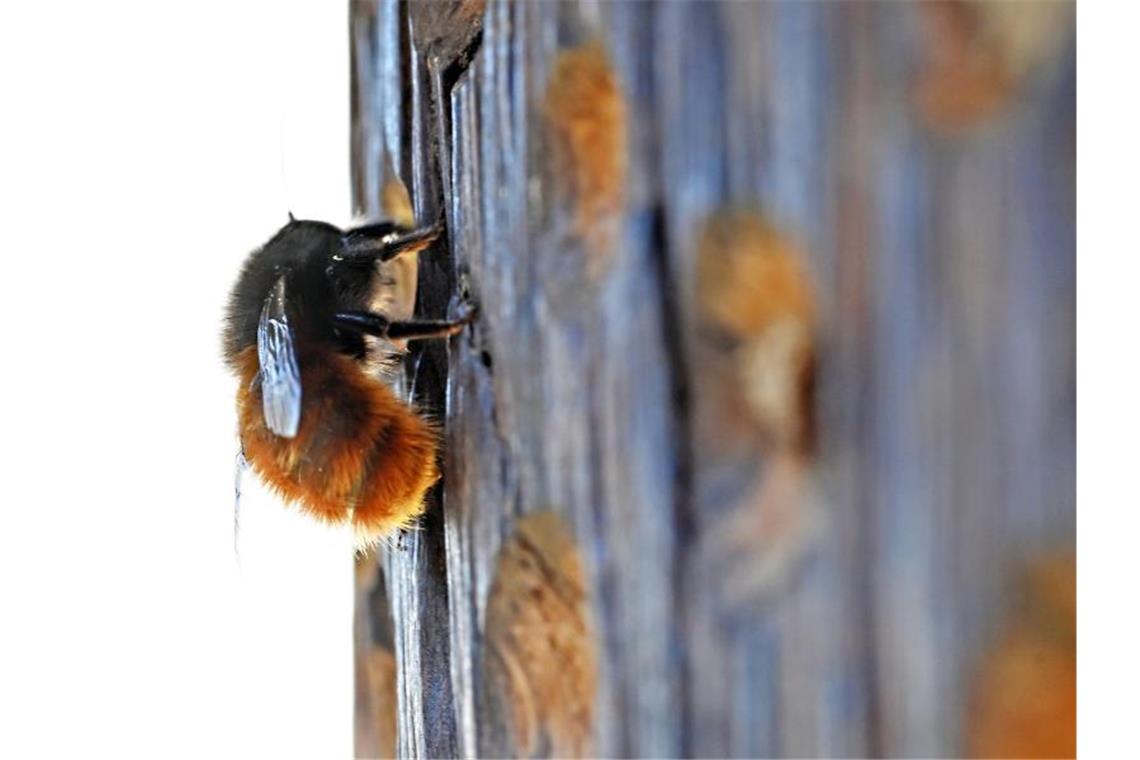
<box><xmin>351</xmin><ymin>2</ymin><xmax>1075</xmax><ymax>757</ymax></box>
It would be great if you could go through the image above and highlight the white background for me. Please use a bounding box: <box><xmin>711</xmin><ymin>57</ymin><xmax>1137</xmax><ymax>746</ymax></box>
<box><xmin>1</xmin><ymin>2</ymin><xmax>1138</xmax><ymax>758</ymax></box>
<box><xmin>0</xmin><ymin>2</ymin><xmax>354</xmax><ymax>757</ymax></box>
<box><xmin>1077</xmin><ymin>3</ymin><xmax>1140</xmax><ymax>759</ymax></box>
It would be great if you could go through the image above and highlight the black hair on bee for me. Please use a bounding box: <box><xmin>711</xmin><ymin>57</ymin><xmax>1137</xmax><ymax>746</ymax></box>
<box><xmin>223</xmin><ymin>216</ymin><xmax>471</xmax><ymax>548</ymax></box>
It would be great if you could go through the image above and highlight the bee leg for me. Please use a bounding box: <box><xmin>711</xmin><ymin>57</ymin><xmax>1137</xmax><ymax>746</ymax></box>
<box><xmin>339</xmin><ymin>219</ymin><xmax>443</xmax><ymax>263</ymax></box>
<box><xmin>386</xmin><ymin>314</ymin><xmax>475</xmax><ymax>341</ymax></box>
<box><xmin>333</xmin><ymin>308</ymin><xmax>476</xmax><ymax>342</ymax></box>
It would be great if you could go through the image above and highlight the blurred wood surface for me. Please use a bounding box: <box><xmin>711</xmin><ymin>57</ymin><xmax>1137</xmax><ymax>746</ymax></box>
<box><xmin>351</xmin><ymin>2</ymin><xmax>1075</xmax><ymax>758</ymax></box>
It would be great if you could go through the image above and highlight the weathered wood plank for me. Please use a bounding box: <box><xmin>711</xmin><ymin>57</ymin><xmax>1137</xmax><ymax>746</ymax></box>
<box><xmin>353</xmin><ymin>2</ymin><xmax>1075</xmax><ymax>757</ymax></box>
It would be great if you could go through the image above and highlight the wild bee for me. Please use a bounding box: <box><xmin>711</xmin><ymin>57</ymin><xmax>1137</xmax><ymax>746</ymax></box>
<box><xmin>223</xmin><ymin>215</ymin><xmax>472</xmax><ymax>548</ymax></box>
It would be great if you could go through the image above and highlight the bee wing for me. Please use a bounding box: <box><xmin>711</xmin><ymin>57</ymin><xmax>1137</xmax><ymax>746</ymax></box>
<box><xmin>256</xmin><ymin>275</ymin><xmax>302</xmax><ymax>438</ymax></box>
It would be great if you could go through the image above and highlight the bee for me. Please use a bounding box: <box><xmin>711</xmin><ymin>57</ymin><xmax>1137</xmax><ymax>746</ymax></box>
<box><xmin>223</xmin><ymin>214</ymin><xmax>472</xmax><ymax>548</ymax></box>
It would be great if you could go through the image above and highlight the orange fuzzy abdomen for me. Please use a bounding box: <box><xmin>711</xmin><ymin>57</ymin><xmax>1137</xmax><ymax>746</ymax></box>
<box><xmin>234</xmin><ymin>345</ymin><xmax>439</xmax><ymax>546</ymax></box>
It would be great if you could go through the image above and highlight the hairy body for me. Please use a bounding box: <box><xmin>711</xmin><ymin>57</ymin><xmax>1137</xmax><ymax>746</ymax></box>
<box><xmin>223</xmin><ymin>219</ymin><xmax>444</xmax><ymax>546</ymax></box>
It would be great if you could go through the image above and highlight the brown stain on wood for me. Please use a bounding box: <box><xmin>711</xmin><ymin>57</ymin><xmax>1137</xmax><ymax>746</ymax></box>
<box><xmin>966</xmin><ymin>552</ymin><xmax>1076</xmax><ymax>759</ymax></box>
<box><xmin>484</xmin><ymin>512</ymin><xmax>598</xmax><ymax>758</ymax></box>
<box><xmin>691</xmin><ymin>211</ymin><xmax>823</xmax><ymax>606</ymax></box>
<box><xmin>543</xmin><ymin>41</ymin><xmax>628</xmax><ymax>277</ymax></box>
<box><xmin>695</xmin><ymin>211</ymin><xmax>817</xmax><ymax>455</ymax></box>
<box><xmin>915</xmin><ymin>1</ymin><xmax>1073</xmax><ymax>132</ymax></box>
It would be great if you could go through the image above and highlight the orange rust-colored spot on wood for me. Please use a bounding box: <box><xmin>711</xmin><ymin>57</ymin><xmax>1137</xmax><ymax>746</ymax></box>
<box><xmin>1021</xmin><ymin>552</ymin><xmax>1076</xmax><ymax>641</ymax></box>
<box><xmin>966</xmin><ymin>552</ymin><xmax>1075</xmax><ymax>759</ymax></box>
<box><xmin>696</xmin><ymin>212</ymin><xmax>816</xmax><ymax>339</ymax></box>
<box><xmin>484</xmin><ymin>512</ymin><xmax>597</xmax><ymax>757</ymax></box>
<box><xmin>695</xmin><ymin>212</ymin><xmax>818</xmax><ymax>453</ymax></box>
<box><xmin>915</xmin><ymin>1</ymin><xmax>1073</xmax><ymax>132</ymax></box>
<box><xmin>543</xmin><ymin>41</ymin><xmax>628</xmax><ymax>275</ymax></box>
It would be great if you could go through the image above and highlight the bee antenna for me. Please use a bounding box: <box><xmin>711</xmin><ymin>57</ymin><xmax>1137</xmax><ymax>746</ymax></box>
<box><xmin>288</xmin><ymin>210</ymin><xmax>296</xmax><ymax>223</ymax></box>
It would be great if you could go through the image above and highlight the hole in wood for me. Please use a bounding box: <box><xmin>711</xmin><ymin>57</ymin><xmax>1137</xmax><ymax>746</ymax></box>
<box><xmin>543</xmin><ymin>41</ymin><xmax>628</xmax><ymax>278</ymax></box>
<box><xmin>483</xmin><ymin>511</ymin><xmax>597</xmax><ymax>757</ymax></box>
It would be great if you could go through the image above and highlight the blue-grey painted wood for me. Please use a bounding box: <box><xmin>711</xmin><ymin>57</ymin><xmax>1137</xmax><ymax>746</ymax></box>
<box><xmin>353</xmin><ymin>2</ymin><xmax>1075</xmax><ymax>757</ymax></box>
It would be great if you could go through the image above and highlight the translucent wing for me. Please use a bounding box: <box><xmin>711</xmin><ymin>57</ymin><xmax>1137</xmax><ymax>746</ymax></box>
<box><xmin>256</xmin><ymin>274</ymin><xmax>302</xmax><ymax>438</ymax></box>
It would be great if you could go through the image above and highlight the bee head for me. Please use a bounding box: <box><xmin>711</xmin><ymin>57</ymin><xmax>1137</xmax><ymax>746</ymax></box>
<box><xmin>324</xmin><ymin>220</ymin><xmax>441</xmax><ymax>314</ymax></box>
<box><xmin>334</xmin><ymin>220</ymin><xmax>442</xmax><ymax>267</ymax></box>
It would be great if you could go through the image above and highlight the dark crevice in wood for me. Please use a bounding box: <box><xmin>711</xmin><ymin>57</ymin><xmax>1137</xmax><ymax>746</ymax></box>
<box><xmin>645</xmin><ymin>200</ymin><xmax>696</xmax><ymax>757</ymax></box>
<box><xmin>367</xmin><ymin>561</ymin><xmax>396</xmax><ymax>652</ymax></box>
<box><xmin>397</xmin><ymin>1</ymin><xmax>413</xmax><ymax>181</ymax></box>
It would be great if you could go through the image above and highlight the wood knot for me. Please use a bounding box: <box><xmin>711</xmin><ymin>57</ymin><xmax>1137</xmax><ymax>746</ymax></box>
<box><xmin>484</xmin><ymin>511</ymin><xmax>597</xmax><ymax>757</ymax></box>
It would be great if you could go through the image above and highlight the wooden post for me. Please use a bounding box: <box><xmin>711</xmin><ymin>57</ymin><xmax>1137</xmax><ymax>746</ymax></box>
<box><xmin>353</xmin><ymin>2</ymin><xmax>1075</xmax><ymax>757</ymax></box>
